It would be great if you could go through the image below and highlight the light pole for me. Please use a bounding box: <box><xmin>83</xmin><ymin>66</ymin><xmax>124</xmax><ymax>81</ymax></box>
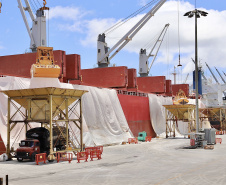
<box><xmin>184</xmin><ymin>9</ymin><xmax>208</xmax><ymax>133</ymax></box>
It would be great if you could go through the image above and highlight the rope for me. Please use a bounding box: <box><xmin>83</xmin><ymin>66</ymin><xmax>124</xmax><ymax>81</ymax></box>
<box><xmin>36</xmin><ymin>0</ymin><xmax>42</xmax><ymax>8</ymax></box>
<box><xmin>29</xmin><ymin>0</ymin><xmax>37</xmax><ymax>13</ymax></box>
<box><xmin>177</xmin><ymin>0</ymin><xmax>181</xmax><ymax>59</ymax></box>
<box><xmin>104</xmin><ymin>0</ymin><xmax>159</xmax><ymax>35</ymax></box>
<box><xmin>142</xmin><ymin>27</ymin><xmax>164</xmax><ymax>50</ymax></box>
<box><xmin>31</xmin><ymin>0</ymin><xmax>39</xmax><ymax>10</ymax></box>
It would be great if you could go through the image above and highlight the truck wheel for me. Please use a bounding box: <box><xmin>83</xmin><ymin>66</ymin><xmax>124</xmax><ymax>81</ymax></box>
<box><xmin>31</xmin><ymin>153</ymin><xmax>36</xmax><ymax>162</ymax></box>
<box><xmin>17</xmin><ymin>158</ymin><xmax>23</xmax><ymax>162</ymax></box>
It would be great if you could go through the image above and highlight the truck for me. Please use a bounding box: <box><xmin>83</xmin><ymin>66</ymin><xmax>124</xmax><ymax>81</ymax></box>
<box><xmin>16</xmin><ymin>127</ymin><xmax>68</xmax><ymax>162</ymax></box>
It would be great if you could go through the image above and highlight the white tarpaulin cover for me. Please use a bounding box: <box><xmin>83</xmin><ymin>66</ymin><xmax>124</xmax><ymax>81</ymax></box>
<box><xmin>148</xmin><ymin>94</ymin><xmax>173</xmax><ymax>135</ymax></box>
<box><xmin>148</xmin><ymin>93</ymin><xmax>211</xmax><ymax>136</ymax></box>
<box><xmin>0</xmin><ymin>76</ymin><xmax>132</xmax><ymax>149</ymax></box>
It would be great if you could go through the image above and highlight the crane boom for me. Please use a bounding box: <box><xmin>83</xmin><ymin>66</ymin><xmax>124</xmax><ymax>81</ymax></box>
<box><xmin>97</xmin><ymin>0</ymin><xmax>167</xmax><ymax>67</ymax></box>
<box><xmin>215</xmin><ymin>67</ymin><xmax>226</xmax><ymax>83</ymax></box>
<box><xmin>184</xmin><ymin>73</ymin><xmax>189</xmax><ymax>84</ymax></box>
<box><xmin>205</xmin><ymin>62</ymin><xmax>219</xmax><ymax>83</ymax></box>
<box><xmin>139</xmin><ymin>23</ymin><xmax>169</xmax><ymax>76</ymax></box>
<box><xmin>17</xmin><ymin>0</ymin><xmax>47</xmax><ymax>52</ymax></box>
<box><xmin>223</xmin><ymin>71</ymin><xmax>226</xmax><ymax>77</ymax></box>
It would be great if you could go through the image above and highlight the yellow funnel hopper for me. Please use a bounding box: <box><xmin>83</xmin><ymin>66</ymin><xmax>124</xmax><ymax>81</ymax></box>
<box><xmin>31</xmin><ymin>46</ymin><xmax>61</xmax><ymax>78</ymax></box>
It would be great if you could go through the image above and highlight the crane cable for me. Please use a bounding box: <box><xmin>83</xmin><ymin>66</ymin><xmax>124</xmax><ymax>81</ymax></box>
<box><xmin>177</xmin><ymin>0</ymin><xmax>182</xmax><ymax>83</ymax></box>
<box><xmin>29</xmin><ymin>0</ymin><xmax>38</xmax><ymax>13</ymax></box>
<box><xmin>104</xmin><ymin>0</ymin><xmax>158</xmax><ymax>35</ymax></box>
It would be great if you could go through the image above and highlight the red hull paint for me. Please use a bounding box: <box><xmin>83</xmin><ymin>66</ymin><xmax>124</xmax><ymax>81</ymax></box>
<box><xmin>165</xmin><ymin>80</ymin><xmax>172</xmax><ymax>96</ymax></box>
<box><xmin>81</xmin><ymin>66</ymin><xmax>128</xmax><ymax>88</ymax></box>
<box><xmin>0</xmin><ymin>50</ymin><xmax>67</xmax><ymax>79</ymax></box>
<box><xmin>65</xmin><ymin>54</ymin><xmax>81</xmax><ymax>80</ymax></box>
<box><xmin>172</xmin><ymin>84</ymin><xmax>189</xmax><ymax>96</ymax></box>
<box><xmin>137</xmin><ymin>76</ymin><xmax>166</xmax><ymax>93</ymax></box>
<box><xmin>118</xmin><ymin>94</ymin><xmax>156</xmax><ymax>138</ymax></box>
<box><xmin>0</xmin><ymin>135</ymin><xmax>6</xmax><ymax>155</ymax></box>
<box><xmin>128</xmin><ymin>68</ymin><xmax>137</xmax><ymax>88</ymax></box>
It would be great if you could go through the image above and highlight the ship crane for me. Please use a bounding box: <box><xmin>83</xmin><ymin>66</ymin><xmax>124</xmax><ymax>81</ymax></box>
<box><xmin>205</xmin><ymin>62</ymin><xmax>219</xmax><ymax>84</ymax></box>
<box><xmin>215</xmin><ymin>67</ymin><xmax>226</xmax><ymax>84</ymax></box>
<box><xmin>183</xmin><ymin>73</ymin><xmax>189</xmax><ymax>84</ymax></box>
<box><xmin>139</xmin><ymin>23</ymin><xmax>169</xmax><ymax>77</ymax></box>
<box><xmin>206</xmin><ymin>62</ymin><xmax>226</xmax><ymax>99</ymax></box>
<box><xmin>97</xmin><ymin>0</ymin><xmax>167</xmax><ymax>67</ymax></box>
<box><xmin>191</xmin><ymin>58</ymin><xmax>207</xmax><ymax>80</ymax></box>
<box><xmin>17</xmin><ymin>0</ymin><xmax>48</xmax><ymax>52</ymax></box>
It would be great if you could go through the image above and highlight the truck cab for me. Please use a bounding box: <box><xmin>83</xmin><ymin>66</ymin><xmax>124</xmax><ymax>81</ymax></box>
<box><xmin>16</xmin><ymin>139</ymin><xmax>40</xmax><ymax>161</ymax></box>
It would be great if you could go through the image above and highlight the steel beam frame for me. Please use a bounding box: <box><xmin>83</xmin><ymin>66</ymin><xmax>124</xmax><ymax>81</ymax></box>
<box><xmin>164</xmin><ymin>106</ymin><xmax>196</xmax><ymax>138</ymax></box>
<box><xmin>6</xmin><ymin>93</ymin><xmax>83</xmax><ymax>159</ymax></box>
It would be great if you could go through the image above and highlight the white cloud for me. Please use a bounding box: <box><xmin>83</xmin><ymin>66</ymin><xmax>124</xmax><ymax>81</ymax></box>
<box><xmin>49</xmin><ymin>1</ymin><xmax>226</xmax><ymax>76</ymax></box>
<box><xmin>138</xmin><ymin>0</ymin><xmax>149</xmax><ymax>6</ymax></box>
<box><xmin>49</xmin><ymin>6</ymin><xmax>90</xmax><ymax>21</ymax></box>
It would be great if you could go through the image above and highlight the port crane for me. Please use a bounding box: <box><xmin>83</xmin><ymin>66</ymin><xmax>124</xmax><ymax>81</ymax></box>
<box><xmin>215</xmin><ymin>67</ymin><xmax>226</xmax><ymax>84</ymax></box>
<box><xmin>97</xmin><ymin>0</ymin><xmax>167</xmax><ymax>67</ymax></box>
<box><xmin>183</xmin><ymin>73</ymin><xmax>189</xmax><ymax>84</ymax></box>
<box><xmin>17</xmin><ymin>0</ymin><xmax>49</xmax><ymax>52</ymax></box>
<box><xmin>191</xmin><ymin>58</ymin><xmax>207</xmax><ymax>81</ymax></box>
<box><xmin>139</xmin><ymin>23</ymin><xmax>169</xmax><ymax>77</ymax></box>
<box><xmin>205</xmin><ymin>62</ymin><xmax>219</xmax><ymax>84</ymax></box>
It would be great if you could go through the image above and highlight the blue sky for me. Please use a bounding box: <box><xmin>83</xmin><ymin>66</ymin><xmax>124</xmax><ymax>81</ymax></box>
<box><xmin>0</xmin><ymin>0</ymin><xmax>226</xmax><ymax>84</ymax></box>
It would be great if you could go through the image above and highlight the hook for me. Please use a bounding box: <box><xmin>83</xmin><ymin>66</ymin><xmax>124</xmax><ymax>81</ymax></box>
<box><xmin>178</xmin><ymin>54</ymin><xmax>182</xmax><ymax>67</ymax></box>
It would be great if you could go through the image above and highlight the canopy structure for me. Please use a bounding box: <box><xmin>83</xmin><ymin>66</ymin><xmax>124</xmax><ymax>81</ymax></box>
<box><xmin>163</xmin><ymin>104</ymin><xmax>196</xmax><ymax>137</ymax></box>
<box><xmin>1</xmin><ymin>87</ymin><xmax>88</xmax><ymax>160</ymax></box>
<box><xmin>199</xmin><ymin>107</ymin><xmax>226</xmax><ymax>130</ymax></box>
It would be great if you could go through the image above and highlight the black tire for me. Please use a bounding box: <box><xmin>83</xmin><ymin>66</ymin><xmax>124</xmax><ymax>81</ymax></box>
<box><xmin>17</xmin><ymin>158</ymin><xmax>23</xmax><ymax>162</ymax></box>
<box><xmin>31</xmin><ymin>153</ymin><xmax>36</xmax><ymax>162</ymax></box>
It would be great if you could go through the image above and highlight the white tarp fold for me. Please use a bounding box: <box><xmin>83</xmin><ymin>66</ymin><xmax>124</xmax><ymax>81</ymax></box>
<box><xmin>0</xmin><ymin>77</ymin><xmax>132</xmax><ymax>149</ymax></box>
<box><xmin>148</xmin><ymin>94</ymin><xmax>172</xmax><ymax>135</ymax></box>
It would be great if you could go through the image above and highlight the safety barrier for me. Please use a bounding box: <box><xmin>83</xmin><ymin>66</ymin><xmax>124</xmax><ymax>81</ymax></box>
<box><xmin>85</xmin><ymin>147</ymin><xmax>96</xmax><ymax>155</ymax></box>
<box><xmin>77</xmin><ymin>151</ymin><xmax>89</xmax><ymax>163</ymax></box>
<box><xmin>90</xmin><ymin>150</ymin><xmax>101</xmax><ymax>161</ymax></box>
<box><xmin>216</xmin><ymin>138</ymin><xmax>222</xmax><ymax>144</ymax></box>
<box><xmin>85</xmin><ymin>146</ymin><xmax>103</xmax><ymax>155</ymax></box>
<box><xmin>216</xmin><ymin>130</ymin><xmax>226</xmax><ymax>135</ymax></box>
<box><xmin>128</xmin><ymin>138</ymin><xmax>138</xmax><ymax>144</ymax></box>
<box><xmin>95</xmin><ymin>146</ymin><xmax>103</xmax><ymax>154</ymax></box>
<box><xmin>190</xmin><ymin>139</ymin><xmax>195</xmax><ymax>146</ymax></box>
<box><xmin>35</xmin><ymin>153</ymin><xmax>46</xmax><ymax>165</ymax></box>
<box><xmin>145</xmin><ymin>136</ymin><xmax>152</xmax><ymax>142</ymax></box>
<box><xmin>56</xmin><ymin>152</ymin><xmax>73</xmax><ymax>163</ymax></box>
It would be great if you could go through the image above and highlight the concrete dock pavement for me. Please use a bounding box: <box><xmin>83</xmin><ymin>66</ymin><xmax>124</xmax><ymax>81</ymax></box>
<box><xmin>0</xmin><ymin>135</ymin><xmax>226</xmax><ymax>185</ymax></box>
